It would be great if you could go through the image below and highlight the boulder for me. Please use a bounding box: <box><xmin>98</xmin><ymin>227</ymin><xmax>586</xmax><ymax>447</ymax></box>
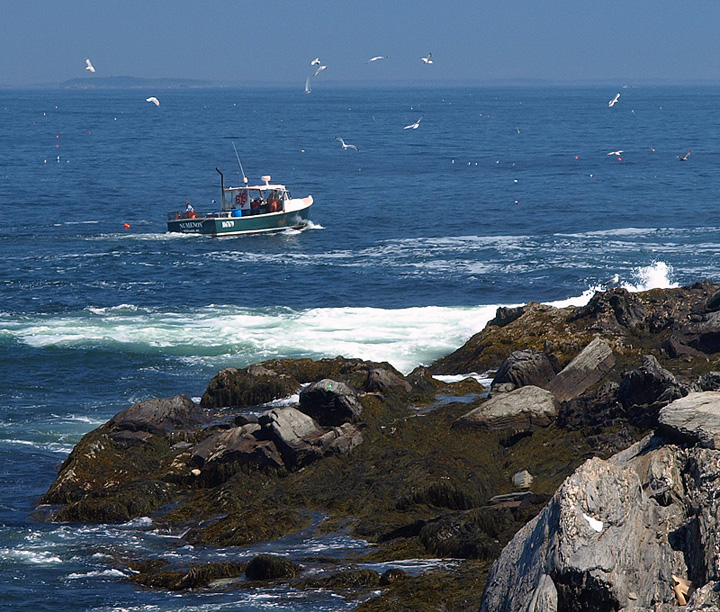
<box><xmin>298</xmin><ymin>379</ymin><xmax>363</xmax><ymax>426</ymax></box>
<box><xmin>489</xmin><ymin>305</ymin><xmax>526</xmax><ymax>328</ymax></box>
<box><xmin>200</xmin><ymin>365</ymin><xmax>301</xmax><ymax>409</ymax></box>
<box><xmin>452</xmin><ymin>385</ymin><xmax>558</xmax><ymax>434</ymax></box>
<box><xmin>567</xmin><ymin>287</ymin><xmax>648</xmax><ymax>333</ymax></box>
<box><xmin>244</xmin><ymin>554</ymin><xmax>301</xmax><ymax>581</ymax></box>
<box><xmin>490</xmin><ymin>350</ymin><xmax>557</xmax><ymax>393</ymax></box>
<box><xmin>545</xmin><ymin>337</ymin><xmax>615</xmax><ymax>404</ymax></box>
<box><xmin>511</xmin><ymin>470</ymin><xmax>533</xmax><ymax>490</ymax></box>
<box><xmin>110</xmin><ymin>395</ymin><xmax>209</xmax><ymax>436</ymax></box>
<box><xmin>480</xmin><ymin>436</ymin><xmax>690</xmax><ymax>612</ymax></box>
<box><xmin>664</xmin><ymin>311</ymin><xmax>720</xmax><ymax>357</ymax></box>
<box><xmin>658</xmin><ymin>391</ymin><xmax>720</xmax><ymax>449</ymax></box>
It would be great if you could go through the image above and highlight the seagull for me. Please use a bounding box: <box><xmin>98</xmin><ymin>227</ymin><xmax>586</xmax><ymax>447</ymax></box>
<box><xmin>607</xmin><ymin>150</ymin><xmax>623</xmax><ymax>156</ymax></box>
<box><xmin>608</xmin><ymin>93</ymin><xmax>620</xmax><ymax>107</ymax></box>
<box><xmin>313</xmin><ymin>65</ymin><xmax>327</xmax><ymax>77</ymax></box>
<box><xmin>85</xmin><ymin>58</ymin><xmax>96</xmax><ymax>73</ymax></box>
<box><xmin>677</xmin><ymin>150</ymin><xmax>691</xmax><ymax>161</ymax></box>
<box><xmin>366</xmin><ymin>56</ymin><xmax>387</xmax><ymax>63</ymax></box>
<box><xmin>421</xmin><ymin>53</ymin><xmax>433</xmax><ymax>64</ymax></box>
<box><xmin>404</xmin><ymin>117</ymin><xmax>422</xmax><ymax>130</ymax></box>
<box><xmin>335</xmin><ymin>137</ymin><xmax>359</xmax><ymax>151</ymax></box>
<box><xmin>145</xmin><ymin>96</ymin><xmax>160</xmax><ymax>106</ymax></box>
<box><xmin>311</xmin><ymin>57</ymin><xmax>321</xmax><ymax>66</ymax></box>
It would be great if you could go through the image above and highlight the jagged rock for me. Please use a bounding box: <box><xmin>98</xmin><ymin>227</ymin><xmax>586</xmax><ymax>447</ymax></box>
<box><xmin>298</xmin><ymin>379</ymin><xmax>363</xmax><ymax>426</ymax></box>
<box><xmin>490</xmin><ymin>350</ymin><xmax>558</xmax><ymax>393</ymax></box>
<box><xmin>699</xmin><ymin>372</ymin><xmax>720</xmax><ymax>391</ymax></box>
<box><xmin>658</xmin><ymin>391</ymin><xmax>720</xmax><ymax>449</ymax></box>
<box><xmin>664</xmin><ymin>311</ymin><xmax>720</xmax><ymax>357</ymax></box>
<box><xmin>480</xmin><ymin>436</ymin><xmax>689</xmax><ymax>612</ymax></box>
<box><xmin>364</xmin><ymin>368</ymin><xmax>412</xmax><ymax>395</ymax></box>
<box><xmin>489</xmin><ymin>305</ymin><xmax>526</xmax><ymax>328</ymax></box>
<box><xmin>452</xmin><ymin>386</ymin><xmax>558</xmax><ymax>435</ymax></box>
<box><xmin>189</xmin><ymin>424</ymin><xmax>284</xmax><ymax>484</ymax></box>
<box><xmin>110</xmin><ymin>394</ymin><xmax>209</xmax><ymax>436</ymax></box>
<box><xmin>568</xmin><ymin>287</ymin><xmax>648</xmax><ymax>333</ymax></box>
<box><xmin>257</xmin><ymin>407</ymin><xmax>362</xmax><ymax>469</ymax></box>
<box><xmin>556</xmin><ymin>382</ymin><xmax>622</xmax><ymax>431</ymax></box>
<box><xmin>244</xmin><ymin>554</ymin><xmax>301</xmax><ymax>581</ymax></box>
<box><xmin>618</xmin><ymin>355</ymin><xmax>688</xmax><ymax>428</ymax></box>
<box><xmin>545</xmin><ymin>337</ymin><xmax>615</xmax><ymax>404</ymax></box>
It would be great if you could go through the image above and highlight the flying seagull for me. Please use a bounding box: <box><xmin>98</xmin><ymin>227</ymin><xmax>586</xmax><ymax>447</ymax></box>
<box><xmin>145</xmin><ymin>96</ymin><xmax>160</xmax><ymax>106</ymax></box>
<box><xmin>85</xmin><ymin>58</ymin><xmax>96</xmax><ymax>73</ymax></box>
<box><xmin>607</xmin><ymin>150</ymin><xmax>623</xmax><ymax>156</ymax></box>
<box><xmin>311</xmin><ymin>57</ymin><xmax>321</xmax><ymax>66</ymax></box>
<box><xmin>608</xmin><ymin>93</ymin><xmax>620</xmax><ymax>107</ymax></box>
<box><xmin>677</xmin><ymin>150</ymin><xmax>691</xmax><ymax>161</ymax></box>
<box><xmin>335</xmin><ymin>137</ymin><xmax>359</xmax><ymax>151</ymax></box>
<box><xmin>404</xmin><ymin>117</ymin><xmax>423</xmax><ymax>130</ymax></box>
<box><xmin>366</xmin><ymin>56</ymin><xmax>387</xmax><ymax>63</ymax></box>
<box><xmin>313</xmin><ymin>65</ymin><xmax>327</xmax><ymax>77</ymax></box>
<box><xmin>421</xmin><ymin>53</ymin><xmax>433</xmax><ymax>64</ymax></box>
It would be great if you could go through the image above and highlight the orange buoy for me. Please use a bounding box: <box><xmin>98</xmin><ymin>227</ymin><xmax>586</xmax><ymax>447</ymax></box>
<box><xmin>124</xmin><ymin>223</ymin><xmax>131</xmax><ymax>229</ymax></box>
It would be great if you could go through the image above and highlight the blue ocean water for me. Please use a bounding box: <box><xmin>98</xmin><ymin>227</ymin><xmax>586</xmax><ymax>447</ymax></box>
<box><xmin>2</xmin><ymin>84</ymin><xmax>720</xmax><ymax>610</ymax></box>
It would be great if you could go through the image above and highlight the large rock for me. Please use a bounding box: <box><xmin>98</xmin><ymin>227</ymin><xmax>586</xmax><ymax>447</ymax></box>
<box><xmin>664</xmin><ymin>311</ymin><xmax>720</xmax><ymax>358</ymax></box>
<box><xmin>480</xmin><ymin>436</ymin><xmax>695</xmax><ymax>612</ymax></box>
<box><xmin>298</xmin><ymin>379</ymin><xmax>363</xmax><ymax>426</ymax></box>
<box><xmin>658</xmin><ymin>391</ymin><xmax>720</xmax><ymax>449</ymax></box>
<box><xmin>200</xmin><ymin>364</ymin><xmax>301</xmax><ymax>409</ymax></box>
<box><xmin>545</xmin><ymin>337</ymin><xmax>615</xmax><ymax>404</ymax></box>
<box><xmin>452</xmin><ymin>385</ymin><xmax>558</xmax><ymax>434</ymax></box>
<box><xmin>110</xmin><ymin>394</ymin><xmax>210</xmax><ymax>437</ymax></box>
<box><xmin>567</xmin><ymin>287</ymin><xmax>648</xmax><ymax>333</ymax></box>
<box><xmin>490</xmin><ymin>350</ymin><xmax>557</xmax><ymax>393</ymax></box>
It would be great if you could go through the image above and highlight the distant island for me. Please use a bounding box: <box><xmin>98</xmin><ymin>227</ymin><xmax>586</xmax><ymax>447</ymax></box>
<box><xmin>60</xmin><ymin>76</ymin><xmax>215</xmax><ymax>89</ymax></box>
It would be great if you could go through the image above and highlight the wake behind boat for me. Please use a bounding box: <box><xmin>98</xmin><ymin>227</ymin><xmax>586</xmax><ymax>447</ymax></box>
<box><xmin>167</xmin><ymin>168</ymin><xmax>313</xmax><ymax>237</ymax></box>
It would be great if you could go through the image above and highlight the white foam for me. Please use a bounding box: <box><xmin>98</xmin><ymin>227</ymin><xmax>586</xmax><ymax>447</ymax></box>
<box><xmin>0</xmin><ymin>548</ymin><xmax>63</xmax><ymax>564</ymax></box>
<box><xmin>66</xmin><ymin>568</ymin><xmax>128</xmax><ymax>580</ymax></box>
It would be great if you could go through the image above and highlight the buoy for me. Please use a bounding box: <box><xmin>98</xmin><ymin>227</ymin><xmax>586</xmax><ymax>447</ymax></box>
<box><xmin>123</xmin><ymin>223</ymin><xmax>131</xmax><ymax>229</ymax></box>
<box><xmin>617</xmin><ymin>157</ymin><xmax>622</xmax><ymax>161</ymax></box>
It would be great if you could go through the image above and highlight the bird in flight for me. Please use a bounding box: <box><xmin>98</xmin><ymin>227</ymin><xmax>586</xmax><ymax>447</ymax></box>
<box><xmin>336</xmin><ymin>137</ymin><xmax>359</xmax><ymax>151</ymax></box>
<box><xmin>404</xmin><ymin>117</ymin><xmax>423</xmax><ymax>130</ymax></box>
<box><xmin>145</xmin><ymin>96</ymin><xmax>160</xmax><ymax>106</ymax></box>
<box><xmin>85</xmin><ymin>58</ymin><xmax>96</xmax><ymax>73</ymax></box>
<box><xmin>366</xmin><ymin>56</ymin><xmax>387</xmax><ymax>63</ymax></box>
<box><xmin>421</xmin><ymin>53</ymin><xmax>433</xmax><ymax>64</ymax></box>
<box><xmin>311</xmin><ymin>57</ymin><xmax>321</xmax><ymax>66</ymax></box>
<box><xmin>607</xmin><ymin>150</ymin><xmax>623</xmax><ymax>156</ymax></box>
<box><xmin>313</xmin><ymin>65</ymin><xmax>327</xmax><ymax>77</ymax></box>
<box><xmin>677</xmin><ymin>150</ymin><xmax>691</xmax><ymax>161</ymax></box>
<box><xmin>608</xmin><ymin>93</ymin><xmax>620</xmax><ymax>107</ymax></box>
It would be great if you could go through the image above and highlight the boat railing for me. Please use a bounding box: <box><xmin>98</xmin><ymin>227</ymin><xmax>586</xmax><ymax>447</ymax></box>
<box><xmin>168</xmin><ymin>211</ymin><xmax>203</xmax><ymax>221</ymax></box>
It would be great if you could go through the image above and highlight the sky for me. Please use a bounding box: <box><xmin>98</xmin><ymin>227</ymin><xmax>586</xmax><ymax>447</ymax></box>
<box><xmin>2</xmin><ymin>1</ymin><xmax>720</xmax><ymax>87</ymax></box>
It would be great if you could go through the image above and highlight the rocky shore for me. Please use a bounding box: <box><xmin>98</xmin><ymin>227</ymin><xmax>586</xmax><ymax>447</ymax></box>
<box><xmin>36</xmin><ymin>281</ymin><xmax>720</xmax><ymax>611</ymax></box>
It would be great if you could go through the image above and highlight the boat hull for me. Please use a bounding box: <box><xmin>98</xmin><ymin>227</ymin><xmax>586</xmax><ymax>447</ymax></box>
<box><xmin>167</xmin><ymin>204</ymin><xmax>311</xmax><ymax>237</ymax></box>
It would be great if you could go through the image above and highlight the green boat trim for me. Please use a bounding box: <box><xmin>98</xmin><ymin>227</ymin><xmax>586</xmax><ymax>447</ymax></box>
<box><xmin>167</xmin><ymin>169</ymin><xmax>313</xmax><ymax>237</ymax></box>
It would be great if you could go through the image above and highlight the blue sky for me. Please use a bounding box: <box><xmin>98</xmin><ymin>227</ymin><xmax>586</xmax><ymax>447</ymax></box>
<box><xmin>2</xmin><ymin>1</ymin><xmax>720</xmax><ymax>86</ymax></box>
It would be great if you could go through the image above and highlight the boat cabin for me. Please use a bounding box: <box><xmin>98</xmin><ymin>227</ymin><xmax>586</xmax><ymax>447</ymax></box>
<box><xmin>219</xmin><ymin>175</ymin><xmax>291</xmax><ymax>218</ymax></box>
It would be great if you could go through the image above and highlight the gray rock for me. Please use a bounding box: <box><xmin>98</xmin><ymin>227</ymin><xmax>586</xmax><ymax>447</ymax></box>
<box><xmin>491</xmin><ymin>350</ymin><xmax>557</xmax><ymax>393</ymax></box>
<box><xmin>299</xmin><ymin>379</ymin><xmax>363</xmax><ymax>426</ymax></box>
<box><xmin>546</xmin><ymin>337</ymin><xmax>615</xmax><ymax>404</ymax></box>
<box><xmin>658</xmin><ymin>391</ymin><xmax>720</xmax><ymax>449</ymax></box>
<box><xmin>512</xmin><ymin>470</ymin><xmax>534</xmax><ymax>490</ymax></box>
<box><xmin>479</xmin><ymin>433</ymin><xmax>720</xmax><ymax>612</ymax></box>
<box><xmin>110</xmin><ymin>395</ymin><xmax>209</xmax><ymax>436</ymax></box>
<box><xmin>452</xmin><ymin>385</ymin><xmax>558</xmax><ymax>433</ymax></box>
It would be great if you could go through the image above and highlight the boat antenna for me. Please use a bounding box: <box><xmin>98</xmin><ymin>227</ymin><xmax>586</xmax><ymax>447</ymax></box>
<box><xmin>232</xmin><ymin>142</ymin><xmax>249</xmax><ymax>185</ymax></box>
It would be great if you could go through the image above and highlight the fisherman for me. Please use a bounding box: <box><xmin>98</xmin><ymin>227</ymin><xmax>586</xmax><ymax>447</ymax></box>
<box><xmin>184</xmin><ymin>201</ymin><xmax>194</xmax><ymax>213</ymax></box>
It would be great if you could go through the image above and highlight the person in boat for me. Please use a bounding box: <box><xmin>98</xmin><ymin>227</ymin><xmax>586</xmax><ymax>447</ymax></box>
<box><xmin>268</xmin><ymin>190</ymin><xmax>280</xmax><ymax>212</ymax></box>
<box><xmin>250</xmin><ymin>196</ymin><xmax>264</xmax><ymax>214</ymax></box>
<box><xmin>183</xmin><ymin>201</ymin><xmax>196</xmax><ymax>219</ymax></box>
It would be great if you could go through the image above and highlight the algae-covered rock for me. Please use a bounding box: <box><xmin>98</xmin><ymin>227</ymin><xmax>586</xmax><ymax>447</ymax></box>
<box><xmin>299</xmin><ymin>379</ymin><xmax>363</xmax><ymax>425</ymax></box>
<box><xmin>245</xmin><ymin>554</ymin><xmax>302</xmax><ymax>581</ymax></box>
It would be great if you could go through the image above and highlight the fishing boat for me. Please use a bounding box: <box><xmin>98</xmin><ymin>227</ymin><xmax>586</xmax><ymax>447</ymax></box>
<box><xmin>167</xmin><ymin>168</ymin><xmax>313</xmax><ymax>237</ymax></box>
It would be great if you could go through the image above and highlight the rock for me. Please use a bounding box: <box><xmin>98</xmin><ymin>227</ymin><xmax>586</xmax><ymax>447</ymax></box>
<box><xmin>201</xmin><ymin>365</ymin><xmax>301</xmax><ymax>409</ymax></box>
<box><xmin>110</xmin><ymin>395</ymin><xmax>209</xmax><ymax>436</ymax></box>
<box><xmin>489</xmin><ymin>305</ymin><xmax>526</xmax><ymax>328</ymax></box>
<box><xmin>479</xmin><ymin>433</ymin><xmax>720</xmax><ymax>612</ymax></box>
<box><xmin>490</xmin><ymin>350</ymin><xmax>557</xmax><ymax>393</ymax></box>
<box><xmin>244</xmin><ymin>554</ymin><xmax>301</xmax><ymax>581</ymax></box>
<box><xmin>379</xmin><ymin>567</ymin><xmax>406</xmax><ymax>586</ymax></box>
<box><xmin>658</xmin><ymin>391</ymin><xmax>720</xmax><ymax>449</ymax></box>
<box><xmin>545</xmin><ymin>337</ymin><xmax>615</xmax><ymax>404</ymax></box>
<box><xmin>258</xmin><ymin>407</ymin><xmax>362</xmax><ymax>469</ymax></box>
<box><xmin>618</xmin><ymin>355</ymin><xmax>687</xmax><ymax>428</ymax></box>
<box><xmin>556</xmin><ymin>382</ymin><xmax>622</xmax><ymax>431</ymax></box>
<box><xmin>567</xmin><ymin>287</ymin><xmax>648</xmax><ymax>333</ymax></box>
<box><xmin>511</xmin><ymin>470</ymin><xmax>533</xmax><ymax>490</ymax></box>
<box><xmin>663</xmin><ymin>311</ymin><xmax>720</xmax><ymax>357</ymax></box>
<box><xmin>699</xmin><ymin>372</ymin><xmax>720</xmax><ymax>391</ymax></box>
<box><xmin>452</xmin><ymin>386</ymin><xmax>558</xmax><ymax>435</ymax></box>
<box><xmin>298</xmin><ymin>379</ymin><xmax>363</xmax><ymax>426</ymax></box>
<box><xmin>364</xmin><ymin>368</ymin><xmax>413</xmax><ymax>395</ymax></box>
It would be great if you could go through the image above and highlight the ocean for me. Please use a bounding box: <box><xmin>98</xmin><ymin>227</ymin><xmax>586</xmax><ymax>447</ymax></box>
<box><xmin>1</xmin><ymin>84</ymin><xmax>719</xmax><ymax>610</ymax></box>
